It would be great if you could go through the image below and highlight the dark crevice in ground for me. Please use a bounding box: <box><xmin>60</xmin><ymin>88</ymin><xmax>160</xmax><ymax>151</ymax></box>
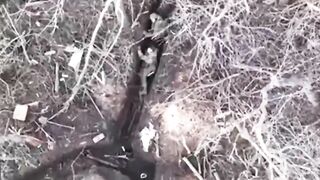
<box><xmin>117</xmin><ymin>37</ymin><xmax>164</xmax><ymax>140</ymax></box>
<box><xmin>9</xmin><ymin>0</ymin><xmax>177</xmax><ymax>180</ymax></box>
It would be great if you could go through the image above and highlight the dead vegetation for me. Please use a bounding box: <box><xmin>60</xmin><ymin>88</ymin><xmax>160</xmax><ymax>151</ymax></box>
<box><xmin>0</xmin><ymin>0</ymin><xmax>132</xmax><ymax>179</ymax></box>
<box><xmin>152</xmin><ymin>0</ymin><xmax>320</xmax><ymax>179</ymax></box>
<box><xmin>0</xmin><ymin>0</ymin><xmax>320</xmax><ymax>180</ymax></box>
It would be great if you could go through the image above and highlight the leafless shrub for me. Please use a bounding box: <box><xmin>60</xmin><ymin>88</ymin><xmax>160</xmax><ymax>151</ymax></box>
<box><xmin>163</xmin><ymin>0</ymin><xmax>320</xmax><ymax>179</ymax></box>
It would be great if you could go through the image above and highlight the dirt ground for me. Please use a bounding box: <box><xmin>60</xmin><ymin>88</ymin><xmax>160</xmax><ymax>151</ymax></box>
<box><xmin>1</xmin><ymin>0</ymin><xmax>320</xmax><ymax>180</ymax></box>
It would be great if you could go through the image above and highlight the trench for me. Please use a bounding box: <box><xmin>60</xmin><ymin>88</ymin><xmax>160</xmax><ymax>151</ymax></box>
<box><xmin>11</xmin><ymin>1</ymin><xmax>175</xmax><ymax>180</ymax></box>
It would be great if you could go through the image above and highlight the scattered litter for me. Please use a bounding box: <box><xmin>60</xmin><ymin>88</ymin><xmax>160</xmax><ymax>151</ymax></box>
<box><xmin>139</xmin><ymin>123</ymin><xmax>157</xmax><ymax>152</ymax></box>
<box><xmin>38</xmin><ymin>116</ymin><xmax>48</xmax><ymax>125</ymax></box>
<box><xmin>13</xmin><ymin>104</ymin><xmax>28</xmax><ymax>121</ymax></box>
<box><xmin>68</xmin><ymin>47</ymin><xmax>83</xmax><ymax>73</ymax></box>
<box><xmin>44</xmin><ymin>50</ymin><xmax>56</xmax><ymax>56</ymax></box>
<box><xmin>92</xmin><ymin>133</ymin><xmax>105</xmax><ymax>143</ymax></box>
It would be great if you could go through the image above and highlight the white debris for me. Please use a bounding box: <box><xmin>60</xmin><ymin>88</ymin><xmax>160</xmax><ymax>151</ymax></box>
<box><xmin>44</xmin><ymin>50</ymin><xmax>56</xmax><ymax>56</ymax></box>
<box><xmin>30</xmin><ymin>59</ymin><xmax>39</xmax><ymax>65</ymax></box>
<box><xmin>47</xmin><ymin>141</ymin><xmax>55</xmax><ymax>150</ymax></box>
<box><xmin>64</xmin><ymin>45</ymin><xmax>77</xmax><ymax>53</ymax></box>
<box><xmin>61</xmin><ymin>74</ymin><xmax>69</xmax><ymax>78</ymax></box>
<box><xmin>121</xmin><ymin>146</ymin><xmax>126</xmax><ymax>152</ymax></box>
<box><xmin>92</xmin><ymin>133</ymin><xmax>105</xmax><ymax>143</ymax></box>
<box><xmin>79</xmin><ymin>141</ymin><xmax>87</xmax><ymax>146</ymax></box>
<box><xmin>59</xmin><ymin>78</ymin><xmax>66</xmax><ymax>82</ymax></box>
<box><xmin>38</xmin><ymin>116</ymin><xmax>48</xmax><ymax>125</ymax></box>
<box><xmin>40</xmin><ymin>105</ymin><xmax>50</xmax><ymax>114</ymax></box>
<box><xmin>140</xmin><ymin>173</ymin><xmax>147</xmax><ymax>179</ymax></box>
<box><xmin>35</xmin><ymin>21</ymin><xmax>41</xmax><ymax>27</ymax></box>
<box><xmin>263</xmin><ymin>0</ymin><xmax>275</xmax><ymax>5</ymax></box>
<box><xmin>140</xmin><ymin>123</ymin><xmax>157</xmax><ymax>152</ymax></box>
<box><xmin>13</xmin><ymin>104</ymin><xmax>28</xmax><ymax>121</ymax></box>
<box><xmin>68</xmin><ymin>47</ymin><xmax>83</xmax><ymax>73</ymax></box>
<box><xmin>27</xmin><ymin>101</ymin><xmax>39</xmax><ymax>107</ymax></box>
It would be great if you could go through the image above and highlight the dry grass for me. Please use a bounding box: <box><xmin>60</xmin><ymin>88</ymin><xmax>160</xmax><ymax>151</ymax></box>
<box><xmin>1</xmin><ymin>0</ymin><xmax>320</xmax><ymax>179</ymax></box>
<box><xmin>0</xmin><ymin>0</ymin><xmax>133</xmax><ymax>178</ymax></box>
<box><xmin>155</xmin><ymin>0</ymin><xmax>320</xmax><ymax>179</ymax></box>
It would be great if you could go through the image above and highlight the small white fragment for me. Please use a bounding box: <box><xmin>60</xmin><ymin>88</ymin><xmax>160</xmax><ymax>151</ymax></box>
<box><xmin>263</xmin><ymin>0</ymin><xmax>275</xmax><ymax>5</ymax></box>
<box><xmin>61</xmin><ymin>74</ymin><xmax>69</xmax><ymax>78</ymax></box>
<box><xmin>54</xmin><ymin>62</ymin><xmax>59</xmax><ymax>94</ymax></box>
<box><xmin>79</xmin><ymin>141</ymin><xmax>87</xmax><ymax>146</ymax></box>
<box><xmin>92</xmin><ymin>133</ymin><xmax>105</xmax><ymax>143</ymax></box>
<box><xmin>64</xmin><ymin>45</ymin><xmax>77</xmax><ymax>53</ymax></box>
<box><xmin>139</xmin><ymin>123</ymin><xmax>157</xmax><ymax>152</ymax></box>
<box><xmin>278</xmin><ymin>0</ymin><xmax>289</xmax><ymax>5</ymax></box>
<box><xmin>40</xmin><ymin>106</ymin><xmax>50</xmax><ymax>114</ymax></box>
<box><xmin>140</xmin><ymin>173</ymin><xmax>147</xmax><ymax>179</ymax></box>
<box><xmin>68</xmin><ymin>48</ymin><xmax>83</xmax><ymax>72</ymax></box>
<box><xmin>30</xmin><ymin>59</ymin><xmax>39</xmax><ymax>65</ymax></box>
<box><xmin>121</xmin><ymin>146</ymin><xmax>126</xmax><ymax>152</ymax></box>
<box><xmin>44</xmin><ymin>50</ymin><xmax>56</xmax><ymax>56</ymax></box>
<box><xmin>47</xmin><ymin>141</ymin><xmax>55</xmax><ymax>150</ymax></box>
<box><xmin>38</xmin><ymin>116</ymin><xmax>48</xmax><ymax>125</ymax></box>
<box><xmin>13</xmin><ymin>104</ymin><xmax>28</xmax><ymax>121</ymax></box>
<box><xmin>35</xmin><ymin>21</ymin><xmax>41</xmax><ymax>27</ymax></box>
<box><xmin>27</xmin><ymin>101</ymin><xmax>39</xmax><ymax>107</ymax></box>
<box><xmin>101</xmin><ymin>71</ymin><xmax>106</xmax><ymax>85</ymax></box>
